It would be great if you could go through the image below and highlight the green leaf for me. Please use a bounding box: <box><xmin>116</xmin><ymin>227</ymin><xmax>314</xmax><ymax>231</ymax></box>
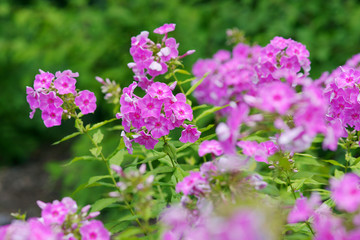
<box><xmin>90</xmin><ymin>146</ymin><xmax>102</xmax><ymax>158</ymax></box>
<box><xmin>114</xmin><ymin>227</ymin><xmax>143</xmax><ymax>240</ymax></box>
<box><xmin>91</xmin><ymin>198</ymin><xmax>118</xmax><ymax>212</ymax></box>
<box><xmin>322</xmin><ymin>160</ymin><xmax>345</xmax><ymax>168</ymax></box>
<box><xmin>52</xmin><ymin>132</ymin><xmax>81</xmax><ymax>145</ymax></box>
<box><xmin>93</xmin><ymin>130</ymin><xmax>104</xmax><ymax>145</ymax></box>
<box><xmin>179</xmin><ymin>76</ymin><xmax>197</xmax><ymax>85</ymax></box>
<box><xmin>71</xmin><ymin>182</ymin><xmax>102</xmax><ymax>196</ymax></box>
<box><xmin>174</xmin><ymin>69</ymin><xmax>191</xmax><ymax>75</ymax></box>
<box><xmin>148</xmin><ymin>166</ymin><xmax>174</xmax><ymax>175</ymax></box>
<box><xmin>88</xmin><ymin>175</ymin><xmax>112</xmax><ymax>184</ymax></box>
<box><xmin>63</xmin><ymin>155</ymin><xmax>98</xmax><ymax>167</ymax></box>
<box><xmin>89</xmin><ymin>118</ymin><xmax>118</xmax><ymax>131</ymax></box>
<box><xmin>198</xmin><ymin>124</ymin><xmax>214</xmax><ymax>132</ymax></box>
<box><xmin>195</xmin><ymin>105</ymin><xmax>229</xmax><ymax>122</ymax></box>
<box><xmin>109</xmin><ymin>149</ymin><xmax>125</xmax><ymax>167</ymax></box>
<box><xmin>334</xmin><ymin>169</ymin><xmax>344</xmax><ymax>178</ymax></box>
<box><xmin>185</xmin><ymin>72</ymin><xmax>209</xmax><ymax>96</ymax></box>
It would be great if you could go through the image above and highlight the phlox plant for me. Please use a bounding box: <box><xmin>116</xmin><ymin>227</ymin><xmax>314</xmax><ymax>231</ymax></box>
<box><xmin>7</xmin><ymin>23</ymin><xmax>360</xmax><ymax>239</ymax></box>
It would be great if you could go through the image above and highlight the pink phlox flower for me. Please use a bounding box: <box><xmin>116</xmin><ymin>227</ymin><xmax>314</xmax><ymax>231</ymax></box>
<box><xmin>147</xmin><ymin>61</ymin><xmax>168</xmax><ymax>77</ymax></box>
<box><xmin>154</xmin><ymin>23</ymin><xmax>176</xmax><ymax>34</ymax></box>
<box><xmin>198</xmin><ymin>140</ymin><xmax>223</xmax><ymax>157</ymax></box>
<box><xmin>313</xmin><ymin>207</ymin><xmax>347</xmax><ymax>240</ymax></box>
<box><xmin>134</xmin><ymin>73</ymin><xmax>153</xmax><ymax>90</ymax></box>
<box><xmin>257</xmin><ymin>81</ymin><xmax>296</xmax><ymax>115</ymax></box>
<box><xmin>330</xmin><ymin>173</ymin><xmax>360</xmax><ymax>212</ymax></box>
<box><xmin>237</xmin><ymin>140</ymin><xmax>269</xmax><ymax>163</ymax></box>
<box><xmin>323</xmin><ymin>119</ymin><xmax>346</xmax><ymax>151</ymax></box>
<box><xmin>214</xmin><ymin>49</ymin><xmax>231</xmax><ymax>62</ymax></box>
<box><xmin>39</xmin><ymin>91</ymin><xmax>63</xmax><ymax>111</ymax></box>
<box><xmin>175</xmin><ymin>171</ymin><xmax>209</xmax><ymax>196</ymax></box>
<box><xmin>192</xmin><ymin>59</ymin><xmax>218</xmax><ymax>77</ymax></box>
<box><xmin>120</xmin><ymin>82</ymin><xmax>139</xmax><ymax>115</ymax></box>
<box><xmin>55</xmin><ymin>70</ymin><xmax>79</xmax><ymax>78</ymax></box>
<box><xmin>28</xmin><ymin>218</ymin><xmax>61</xmax><ymax>240</ymax></box>
<box><xmin>75</xmin><ymin>90</ymin><xmax>97</xmax><ymax>115</ymax></box>
<box><xmin>270</xmin><ymin>36</ymin><xmax>290</xmax><ymax>49</ymax></box>
<box><xmin>336</xmin><ymin>68</ymin><xmax>360</xmax><ymax>89</ymax></box>
<box><xmin>138</xmin><ymin>94</ymin><xmax>163</xmax><ymax>119</ymax></box>
<box><xmin>41</xmin><ymin>200</ymin><xmax>69</xmax><ymax>225</ymax></box>
<box><xmin>147</xmin><ymin>82</ymin><xmax>173</xmax><ymax>100</ymax></box>
<box><xmin>158</xmin><ymin>37</ymin><xmax>179</xmax><ymax>62</ymax></box>
<box><xmin>200</xmin><ymin>162</ymin><xmax>217</xmax><ymax>178</ymax></box>
<box><xmin>127</xmin><ymin>108</ymin><xmax>144</xmax><ymax>130</ymax></box>
<box><xmin>287</xmin><ymin>193</ymin><xmax>321</xmax><ymax>223</ymax></box>
<box><xmin>246</xmin><ymin>174</ymin><xmax>267</xmax><ymax>190</ymax></box>
<box><xmin>232</xmin><ymin>43</ymin><xmax>251</xmax><ymax>60</ymax></box>
<box><xmin>344</xmin><ymin>105</ymin><xmax>360</xmax><ymax>131</ymax></box>
<box><xmin>260</xmin><ymin>141</ymin><xmax>279</xmax><ymax>155</ymax></box>
<box><xmin>34</xmin><ymin>69</ymin><xmax>54</xmax><ymax>90</ymax></box>
<box><xmin>346</xmin><ymin>53</ymin><xmax>360</xmax><ymax>68</ymax></box>
<box><xmin>280</xmin><ymin>55</ymin><xmax>301</xmax><ymax>73</ymax></box>
<box><xmin>179</xmin><ymin>124</ymin><xmax>201</xmax><ymax>143</ymax></box>
<box><xmin>79</xmin><ymin>220</ymin><xmax>110</xmax><ymax>240</ymax></box>
<box><xmin>41</xmin><ymin>105</ymin><xmax>63</xmax><ymax>128</ymax></box>
<box><xmin>54</xmin><ymin>75</ymin><xmax>76</xmax><ymax>95</ymax></box>
<box><xmin>26</xmin><ymin>86</ymin><xmax>40</xmax><ymax>118</ymax></box>
<box><xmin>61</xmin><ymin>197</ymin><xmax>77</xmax><ymax>214</ymax></box>
<box><xmin>131</xmin><ymin>31</ymin><xmax>151</xmax><ymax>47</ymax></box>
<box><xmin>170</xmin><ymin>102</ymin><xmax>193</xmax><ymax>121</ymax></box>
<box><xmin>133</xmin><ymin>131</ymin><xmax>159</xmax><ymax>149</ymax></box>
<box><xmin>294</xmin><ymin>104</ymin><xmax>327</xmax><ymax>137</ymax></box>
<box><xmin>260</xmin><ymin>44</ymin><xmax>281</xmax><ymax>64</ymax></box>
<box><xmin>285</xmin><ymin>40</ymin><xmax>310</xmax><ymax>60</ymax></box>
<box><xmin>146</xmin><ymin>115</ymin><xmax>171</xmax><ymax>139</ymax></box>
<box><xmin>130</xmin><ymin>47</ymin><xmax>153</xmax><ymax>70</ymax></box>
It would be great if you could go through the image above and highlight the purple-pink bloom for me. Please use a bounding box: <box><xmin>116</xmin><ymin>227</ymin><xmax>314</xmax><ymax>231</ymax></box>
<box><xmin>198</xmin><ymin>140</ymin><xmax>223</xmax><ymax>157</ymax></box>
<box><xmin>147</xmin><ymin>82</ymin><xmax>173</xmax><ymax>100</ymax></box>
<box><xmin>175</xmin><ymin>171</ymin><xmax>209</xmax><ymax>196</ymax></box>
<box><xmin>79</xmin><ymin>220</ymin><xmax>110</xmax><ymax>240</ymax></box>
<box><xmin>257</xmin><ymin>82</ymin><xmax>296</xmax><ymax>115</ymax></box>
<box><xmin>133</xmin><ymin>131</ymin><xmax>159</xmax><ymax>149</ymax></box>
<box><xmin>179</xmin><ymin>124</ymin><xmax>201</xmax><ymax>143</ymax></box>
<box><xmin>330</xmin><ymin>173</ymin><xmax>360</xmax><ymax>212</ymax></box>
<box><xmin>121</xmin><ymin>131</ymin><xmax>133</xmax><ymax>154</ymax></box>
<box><xmin>34</xmin><ymin>69</ymin><xmax>54</xmax><ymax>90</ymax></box>
<box><xmin>154</xmin><ymin>23</ymin><xmax>176</xmax><ymax>34</ymax></box>
<box><xmin>138</xmin><ymin>94</ymin><xmax>162</xmax><ymax>119</ymax></box>
<box><xmin>54</xmin><ymin>75</ymin><xmax>76</xmax><ymax>95</ymax></box>
<box><xmin>39</xmin><ymin>91</ymin><xmax>63</xmax><ymax>111</ymax></box>
<box><xmin>287</xmin><ymin>193</ymin><xmax>321</xmax><ymax>223</ymax></box>
<box><xmin>146</xmin><ymin>116</ymin><xmax>171</xmax><ymax>139</ymax></box>
<box><xmin>41</xmin><ymin>200</ymin><xmax>69</xmax><ymax>225</ymax></box>
<box><xmin>41</xmin><ymin>105</ymin><xmax>63</xmax><ymax>128</ymax></box>
<box><xmin>170</xmin><ymin>102</ymin><xmax>193</xmax><ymax>121</ymax></box>
<box><xmin>61</xmin><ymin>197</ymin><xmax>78</xmax><ymax>214</ymax></box>
<box><xmin>75</xmin><ymin>90</ymin><xmax>97</xmax><ymax>115</ymax></box>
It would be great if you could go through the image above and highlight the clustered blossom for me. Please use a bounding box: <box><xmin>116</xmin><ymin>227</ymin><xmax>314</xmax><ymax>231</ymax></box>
<box><xmin>193</xmin><ymin>37</ymin><xmax>346</xmax><ymax>153</ymax></box>
<box><xmin>287</xmin><ymin>173</ymin><xmax>360</xmax><ymax>239</ymax></box>
<box><xmin>95</xmin><ymin>76</ymin><xmax>121</xmax><ymax>104</ymax></box>
<box><xmin>117</xmin><ymin>24</ymin><xmax>200</xmax><ymax>152</ymax></box>
<box><xmin>128</xmin><ymin>23</ymin><xmax>194</xmax><ymax>90</ymax></box>
<box><xmin>26</xmin><ymin>70</ymin><xmax>97</xmax><ymax>127</ymax></box>
<box><xmin>323</xmin><ymin>54</ymin><xmax>360</xmax><ymax>138</ymax></box>
<box><xmin>161</xmin><ymin>206</ymin><xmax>273</xmax><ymax>240</ymax></box>
<box><xmin>109</xmin><ymin>164</ymin><xmax>154</xmax><ymax>215</ymax></box>
<box><xmin>0</xmin><ymin>197</ymin><xmax>110</xmax><ymax>240</ymax></box>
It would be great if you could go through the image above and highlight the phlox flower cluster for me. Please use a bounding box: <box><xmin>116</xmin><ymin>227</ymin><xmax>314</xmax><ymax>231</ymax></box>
<box><xmin>193</xmin><ymin>37</ymin><xmax>345</xmax><ymax>153</ymax></box>
<box><xmin>287</xmin><ymin>173</ymin><xmax>360</xmax><ymax>239</ymax></box>
<box><xmin>128</xmin><ymin>23</ymin><xmax>194</xmax><ymax>90</ymax></box>
<box><xmin>323</xmin><ymin>54</ymin><xmax>360</xmax><ymax>135</ymax></box>
<box><xmin>0</xmin><ymin>197</ymin><xmax>110</xmax><ymax>240</ymax></box>
<box><xmin>117</xmin><ymin>24</ymin><xmax>200</xmax><ymax>153</ymax></box>
<box><xmin>26</xmin><ymin>70</ymin><xmax>97</xmax><ymax>127</ymax></box>
<box><xmin>161</xmin><ymin>205</ymin><xmax>273</xmax><ymax>240</ymax></box>
<box><xmin>192</xmin><ymin>37</ymin><xmax>310</xmax><ymax>111</ymax></box>
<box><xmin>95</xmin><ymin>76</ymin><xmax>121</xmax><ymax>105</ymax></box>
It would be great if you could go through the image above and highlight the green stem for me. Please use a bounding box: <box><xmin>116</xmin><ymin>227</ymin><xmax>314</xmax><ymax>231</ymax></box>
<box><xmin>286</xmin><ymin>174</ymin><xmax>315</xmax><ymax>236</ymax></box>
<box><xmin>173</xmin><ymin>73</ymin><xmax>185</xmax><ymax>95</ymax></box>
<box><xmin>148</xmin><ymin>157</ymin><xmax>165</xmax><ymax>202</ymax></box>
<box><xmin>74</xmin><ymin>115</ymin><xmax>148</xmax><ymax>236</ymax></box>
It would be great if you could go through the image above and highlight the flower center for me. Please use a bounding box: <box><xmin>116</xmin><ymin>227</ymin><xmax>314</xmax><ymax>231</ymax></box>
<box><xmin>89</xmin><ymin>232</ymin><xmax>97</xmax><ymax>239</ymax></box>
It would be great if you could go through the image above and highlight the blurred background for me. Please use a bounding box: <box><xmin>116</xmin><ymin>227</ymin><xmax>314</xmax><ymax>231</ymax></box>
<box><xmin>1</xmin><ymin>0</ymin><xmax>360</xmax><ymax>224</ymax></box>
